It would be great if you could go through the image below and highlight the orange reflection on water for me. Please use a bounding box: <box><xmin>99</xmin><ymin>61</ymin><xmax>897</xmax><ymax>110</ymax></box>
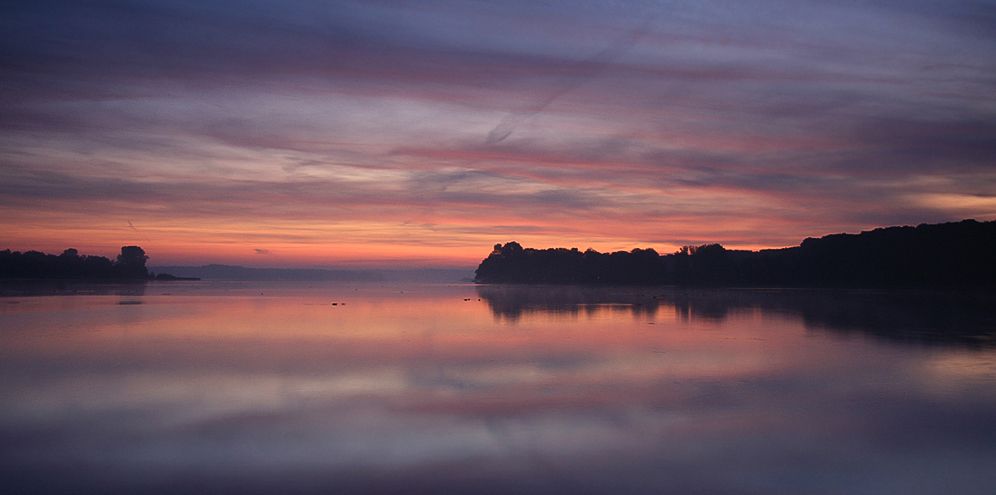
<box><xmin>1</xmin><ymin>283</ymin><xmax>828</xmax><ymax>421</ymax></box>
<box><xmin>3</xmin><ymin>283</ymin><xmax>996</xmax><ymax>493</ymax></box>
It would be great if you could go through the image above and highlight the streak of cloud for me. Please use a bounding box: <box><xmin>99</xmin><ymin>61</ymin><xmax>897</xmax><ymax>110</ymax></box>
<box><xmin>2</xmin><ymin>0</ymin><xmax>995</xmax><ymax>266</ymax></box>
<box><xmin>127</xmin><ymin>220</ymin><xmax>154</xmax><ymax>244</ymax></box>
<box><xmin>486</xmin><ymin>16</ymin><xmax>656</xmax><ymax>144</ymax></box>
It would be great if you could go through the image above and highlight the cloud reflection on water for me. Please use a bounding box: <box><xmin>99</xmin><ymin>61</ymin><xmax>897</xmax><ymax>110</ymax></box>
<box><xmin>477</xmin><ymin>285</ymin><xmax>996</xmax><ymax>347</ymax></box>
<box><xmin>1</xmin><ymin>283</ymin><xmax>995</xmax><ymax>493</ymax></box>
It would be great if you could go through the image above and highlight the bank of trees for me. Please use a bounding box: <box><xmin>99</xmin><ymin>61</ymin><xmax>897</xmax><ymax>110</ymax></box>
<box><xmin>474</xmin><ymin>219</ymin><xmax>996</xmax><ymax>288</ymax></box>
<box><xmin>0</xmin><ymin>246</ymin><xmax>152</xmax><ymax>280</ymax></box>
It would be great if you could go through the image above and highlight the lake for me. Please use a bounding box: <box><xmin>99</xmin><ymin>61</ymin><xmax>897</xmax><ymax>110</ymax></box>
<box><xmin>2</xmin><ymin>282</ymin><xmax>995</xmax><ymax>494</ymax></box>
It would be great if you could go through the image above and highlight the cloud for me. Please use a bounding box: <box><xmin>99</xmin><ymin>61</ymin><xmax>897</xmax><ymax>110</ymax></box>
<box><xmin>2</xmin><ymin>0</ymin><xmax>996</xmax><ymax>263</ymax></box>
<box><xmin>486</xmin><ymin>16</ymin><xmax>655</xmax><ymax>143</ymax></box>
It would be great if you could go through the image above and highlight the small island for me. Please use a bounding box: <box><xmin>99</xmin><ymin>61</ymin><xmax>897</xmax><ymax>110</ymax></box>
<box><xmin>474</xmin><ymin>219</ymin><xmax>996</xmax><ymax>288</ymax></box>
<box><xmin>0</xmin><ymin>246</ymin><xmax>197</xmax><ymax>281</ymax></box>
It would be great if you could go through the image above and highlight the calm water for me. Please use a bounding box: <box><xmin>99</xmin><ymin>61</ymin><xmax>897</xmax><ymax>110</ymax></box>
<box><xmin>2</xmin><ymin>282</ymin><xmax>995</xmax><ymax>494</ymax></box>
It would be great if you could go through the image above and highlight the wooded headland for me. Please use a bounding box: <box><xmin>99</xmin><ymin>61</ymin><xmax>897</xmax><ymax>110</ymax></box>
<box><xmin>474</xmin><ymin>219</ymin><xmax>996</xmax><ymax>288</ymax></box>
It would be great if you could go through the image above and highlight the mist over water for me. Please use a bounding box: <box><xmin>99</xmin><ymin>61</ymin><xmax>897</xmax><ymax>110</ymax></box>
<box><xmin>2</xmin><ymin>282</ymin><xmax>995</xmax><ymax>494</ymax></box>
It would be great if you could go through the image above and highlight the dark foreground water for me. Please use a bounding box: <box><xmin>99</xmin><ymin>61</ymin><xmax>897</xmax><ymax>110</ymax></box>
<box><xmin>2</xmin><ymin>282</ymin><xmax>995</xmax><ymax>494</ymax></box>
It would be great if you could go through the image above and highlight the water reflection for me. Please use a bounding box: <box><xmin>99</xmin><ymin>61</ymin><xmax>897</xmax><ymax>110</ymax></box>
<box><xmin>0</xmin><ymin>280</ymin><xmax>148</xmax><ymax>297</ymax></box>
<box><xmin>1</xmin><ymin>282</ymin><xmax>995</xmax><ymax>494</ymax></box>
<box><xmin>477</xmin><ymin>285</ymin><xmax>996</xmax><ymax>347</ymax></box>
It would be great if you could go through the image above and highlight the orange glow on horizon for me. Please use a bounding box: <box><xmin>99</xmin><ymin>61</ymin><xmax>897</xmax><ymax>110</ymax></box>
<box><xmin>2</xmin><ymin>199</ymin><xmax>817</xmax><ymax>267</ymax></box>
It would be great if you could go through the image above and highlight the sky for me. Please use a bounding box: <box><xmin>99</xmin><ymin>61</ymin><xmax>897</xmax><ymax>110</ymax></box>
<box><xmin>2</xmin><ymin>0</ymin><xmax>995</xmax><ymax>268</ymax></box>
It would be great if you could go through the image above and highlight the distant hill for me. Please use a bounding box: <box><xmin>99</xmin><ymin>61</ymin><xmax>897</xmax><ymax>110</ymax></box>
<box><xmin>147</xmin><ymin>265</ymin><xmax>476</xmax><ymax>283</ymax></box>
<box><xmin>149</xmin><ymin>264</ymin><xmax>383</xmax><ymax>282</ymax></box>
<box><xmin>474</xmin><ymin>219</ymin><xmax>996</xmax><ymax>288</ymax></box>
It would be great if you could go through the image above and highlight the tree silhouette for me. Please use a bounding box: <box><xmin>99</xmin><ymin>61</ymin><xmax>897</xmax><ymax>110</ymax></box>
<box><xmin>1</xmin><ymin>246</ymin><xmax>153</xmax><ymax>280</ymax></box>
<box><xmin>474</xmin><ymin>220</ymin><xmax>996</xmax><ymax>288</ymax></box>
<box><xmin>116</xmin><ymin>246</ymin><xmax>149</xmax><ymax>279</ymax></box>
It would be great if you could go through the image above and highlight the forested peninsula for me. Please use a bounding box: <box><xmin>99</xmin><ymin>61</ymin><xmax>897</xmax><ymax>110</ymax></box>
<box><xmin>474</xmin><ymin>219</ymin><xmax>996</xmax><ymax>288</ymax></box>
<box><xmin>0</xmin><ymin>246</ymin><xmax>194</xmax><ymax>281</ymax></box>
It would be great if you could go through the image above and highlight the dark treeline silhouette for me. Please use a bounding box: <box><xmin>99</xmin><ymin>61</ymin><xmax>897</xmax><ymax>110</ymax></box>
<box><xmin>475</xmin><ymin>219</ymin><xmax>996</xmax><ymax>288</ymax></box>
<box><xmin>0</xmin><ymin>246</ymin><xmax>191</xmax><ymax>281</ymax></box>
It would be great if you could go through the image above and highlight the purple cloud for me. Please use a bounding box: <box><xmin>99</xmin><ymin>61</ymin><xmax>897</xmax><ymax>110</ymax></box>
<box><xmin>2</xmin><ymin>0</ymin><xmax>995</xmax><ymax>263</ymax></box>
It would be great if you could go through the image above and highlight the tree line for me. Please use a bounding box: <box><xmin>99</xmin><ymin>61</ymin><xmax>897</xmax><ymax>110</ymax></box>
<box><xmin>0</xmin><ymin>246</ymin><xmax>171</xmax><ymax>280</ymax></box>
<box><xmin>474</xmin><ymin>219</ymin><xmax>996</xmax><ymax>288</ymax></box>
